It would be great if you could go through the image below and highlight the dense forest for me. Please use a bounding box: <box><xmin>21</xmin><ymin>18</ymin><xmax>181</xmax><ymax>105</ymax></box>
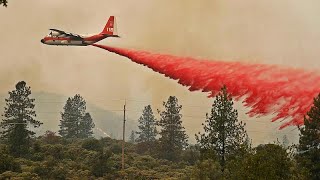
<box><xmin>0</xmin><ymin>81</ymin><xmax>319</xmax><ymax>179</ymax></box>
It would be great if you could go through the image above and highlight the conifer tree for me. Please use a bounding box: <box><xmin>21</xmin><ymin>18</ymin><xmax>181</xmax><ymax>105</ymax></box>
<box><xmin>129</xmin><ymin>130</ymin><xmax>136</xmax><ymax>143</ymax></box>
<box><xmin>0</xmin><ymin>81</ymin><xmax>42</xmax><ymax>156</ymax></box>
<box><xmin>297</xmin><ymin>93</ymin><xmax>320</xmax><ymax>180</ymax></box>
<box><xmin>158</xmin><ymin>96</ymin><xmax>188</xmax><ymax>161</ymax></box>
<box><xmin>79</xmin><ymin>113</ymin><xmax>95</xmax><ymax>138</ymax></box>
<box><xmin>59</xmin><ymin>94</ymin><xmax>94</xmax><ymax>138</ymax></box>
<box><xmin>196</xmin><ymin>85</ymin><xmax>247</xmax><ymax>172</ymax></box>
<box><xmin>136</xmin><ymin>105</ymin><xmax>157</xmax><ymax>150</ymax></box>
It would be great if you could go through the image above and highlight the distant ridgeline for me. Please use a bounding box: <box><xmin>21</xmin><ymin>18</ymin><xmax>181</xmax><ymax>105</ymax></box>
<box><xmin>0</xmin><ymin>92</ymin><xmax>137</xmax><ymax>139</ymax></box>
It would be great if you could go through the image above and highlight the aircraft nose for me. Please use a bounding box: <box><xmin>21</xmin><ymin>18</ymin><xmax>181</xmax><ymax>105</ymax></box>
<box><xmin>41</xmin><ymin>39</ymin><xmax>44</xmax><ymax>43</ymax></box>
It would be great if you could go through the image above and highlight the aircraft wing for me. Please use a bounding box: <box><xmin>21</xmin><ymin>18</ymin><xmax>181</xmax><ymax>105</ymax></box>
<box><xmin>49</xmin><ymin>28</ymin><xmax>68</xmax><ymax>35</ymax></box>
<box><xmin>49</xmin><ymin>29</ymin><xmax>83</xmax><ymax>39</ymax></box>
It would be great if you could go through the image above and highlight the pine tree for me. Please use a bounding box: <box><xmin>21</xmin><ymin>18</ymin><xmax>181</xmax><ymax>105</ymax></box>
<box><xmin>129</xmin><ymin>130</ymin><xmax>136</xmax><ymax>143</ymax></box>
<box><xmin>59</xmin><ymin>94</ymin><xmax>94</xmax><ymax>138</ymax></box>
<box><xmin>136</xmin><ymin>105</ymin><xmax>157</xmax><ymax>151</ymax></box>
<box><xmin>297</xmin><ymin>93</ymin><xmax>320</xmax><ymax>180</ymax></box>
<box><xmin>0</xmin><ymin>81</ymin><xmax>42</xmax><ymax>156</ymax></box>
<box><xmin>158</xmin><ymin>96</ymin><xmax>188</xmax><ymax>161</ymax></box>
<box><xmin>79</xmin><ymin>113</ymin><xmax>95</xmax><ymax>138</ymax></box>
<box><xmin>196</xmin><ymin>85</ymin><xmax>247</xmax><ymax>172</ymax></box>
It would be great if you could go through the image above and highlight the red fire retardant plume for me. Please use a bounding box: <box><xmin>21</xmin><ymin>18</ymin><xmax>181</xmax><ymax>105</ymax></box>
<box><xmin>92</xmin><ymin>44</ymin><xmax>320</xmax><ymax>129</ymax></box>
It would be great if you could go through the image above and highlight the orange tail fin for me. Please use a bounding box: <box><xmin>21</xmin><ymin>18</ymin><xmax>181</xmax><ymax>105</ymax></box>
<box><xmin>101</xmin><ymin>16</ymin><xmax>117</xmax><ymax>36</ymax></box>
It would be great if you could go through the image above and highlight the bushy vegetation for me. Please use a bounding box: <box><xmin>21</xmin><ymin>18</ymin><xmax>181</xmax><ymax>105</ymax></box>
<box><xmin>0</xmin><ymin>135</ymin><xmax>196</xmax><ymax>179</ymax></box>
<box><xmin>1</xmin><ymin>135</ymin><xmax>306</xmax><ymax>179</ymax></box>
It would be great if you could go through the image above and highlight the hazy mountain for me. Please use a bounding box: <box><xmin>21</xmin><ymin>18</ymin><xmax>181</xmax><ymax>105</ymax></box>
<box><xmin>0</xmin><ymin>91</ymin><xmax>137</xmax><ymax>140</ymax></box>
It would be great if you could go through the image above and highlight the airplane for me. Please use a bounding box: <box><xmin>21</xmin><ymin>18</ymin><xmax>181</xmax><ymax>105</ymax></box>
<box><xmin>41</xmin><ymin>16</ymin><xmax>119</xmax><ymax>46</ymax></box>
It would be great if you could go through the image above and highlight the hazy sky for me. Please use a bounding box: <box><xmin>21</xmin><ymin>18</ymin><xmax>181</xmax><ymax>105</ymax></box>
<box><xmin>1</xmin><ymin>0</ymin><xmax>319</xmax><ymax>144</ymax></box>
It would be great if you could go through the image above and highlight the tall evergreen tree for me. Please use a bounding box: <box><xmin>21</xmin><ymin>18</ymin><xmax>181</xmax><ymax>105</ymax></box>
<box><xmin>196</xmin><ymin>85</ymin><xmax>247</xmax><ymax>172</ymax></box>
<box><xmin>129</xmin><ymin>130</ymin><xmax>136</xmax><ymax>144</ymax></box>
<box><xmin>0</xmin><ymin>81</ymin><xmax>42</xmax><ymax>156</ymax></box>
<box><xmin>59</xmin><ymin>94</ymin><xmax>94</xmax><ymax>138</ymax></box>
<box><xmin>136</xmin><ymin>105</ymin><xmax>157</xmax><ymax>150</ymax></box>
<box><xmin>158</xmin><ymin>96</ymin><xmax>188</xmax><ymax>161</ymax></box>
<box><xmin>79</xmin><ymin>113</ymin><xmax>95</xmax><ymax>138</ymax></box>
<box><xmin>297</xmin><ymin>93</ymin><xmax>320</xmax><ymax>180</ymax></box>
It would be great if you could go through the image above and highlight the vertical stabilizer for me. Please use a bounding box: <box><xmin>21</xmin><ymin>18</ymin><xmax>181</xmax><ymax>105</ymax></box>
<box><xmin>101</xmin><ymin>16</ymin><xmax>118</xmax><ymax>36</ymax></box>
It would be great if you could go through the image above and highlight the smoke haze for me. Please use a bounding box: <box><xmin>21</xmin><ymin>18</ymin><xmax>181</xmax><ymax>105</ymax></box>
<box><xmin>1</xmin><ymin>0</ymin><xmax>319</xmax><ymax>144</ymax></box>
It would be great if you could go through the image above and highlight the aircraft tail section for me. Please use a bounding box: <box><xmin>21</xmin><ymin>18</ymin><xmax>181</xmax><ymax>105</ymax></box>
<box><xmin>101</xmin><ymin>16</ymin><xmax>118</xmax><ymax>36</ymax></box>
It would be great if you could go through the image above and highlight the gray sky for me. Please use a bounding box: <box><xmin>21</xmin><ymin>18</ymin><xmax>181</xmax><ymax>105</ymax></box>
<box><xmin>1</xmin><ymin>0</ymin><xmax>318</xmax><ymax>144</ymax></box>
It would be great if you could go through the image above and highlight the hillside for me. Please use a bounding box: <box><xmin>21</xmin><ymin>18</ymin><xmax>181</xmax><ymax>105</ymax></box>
<box><xmin>0</xmin><ymin>92</ymin><xmax>137</xmax><ymax>140</ymax></box>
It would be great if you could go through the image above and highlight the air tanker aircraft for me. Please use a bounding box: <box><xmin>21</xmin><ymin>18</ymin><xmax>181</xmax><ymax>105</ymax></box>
<box><xmin>41</xmin><ymin>16</ymin><xmax>119</xmax><ymax>46</ymax></box>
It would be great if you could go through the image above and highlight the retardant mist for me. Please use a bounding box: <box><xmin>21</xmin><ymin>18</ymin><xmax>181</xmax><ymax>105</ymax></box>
<box><xmin>92</xmin><ymin>44</ymin><xmax>320</xmax><ymax>129</ymax></box>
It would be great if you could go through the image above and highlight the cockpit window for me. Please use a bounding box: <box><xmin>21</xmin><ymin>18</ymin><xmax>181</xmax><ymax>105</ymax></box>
<box><xmin>47</xmin><ymin>31</ymin><xmax>53</xmax><ymax>37</ymax></box>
